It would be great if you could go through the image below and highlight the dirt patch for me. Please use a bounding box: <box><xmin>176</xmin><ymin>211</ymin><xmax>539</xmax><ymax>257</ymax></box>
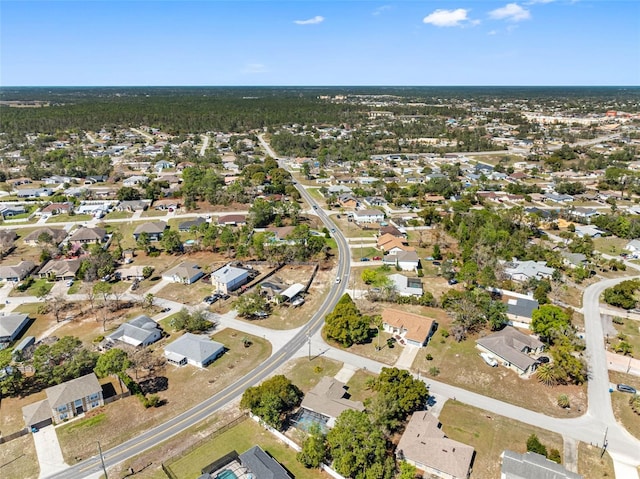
<box><xmin>0</xmin><ymin>434</ymin><xmax>39</xmax><ymax>479</ymax></box>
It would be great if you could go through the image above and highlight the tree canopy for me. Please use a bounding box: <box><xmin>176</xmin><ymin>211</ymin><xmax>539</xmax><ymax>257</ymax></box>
<box><xmin>324</xmin><ymin>294</ymin><xmax>372</xmax><ymax>347</ymax></box>
<box><xmin>240</xmin><ymin>375</ymin><xmax>302</xmax><ymax>430</ymax></box>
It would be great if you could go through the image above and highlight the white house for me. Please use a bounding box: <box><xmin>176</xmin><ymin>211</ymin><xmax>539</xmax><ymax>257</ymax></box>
<box><xmin>164</xmin><ymin>333</ymin><xmax>224</xmax><ymax>368</ymax></box>
<box><xmin>383</xmin><ymin>251</ymin><xmax>420</xmax><ymax>271</ymax></box>
<box><xmin>503</xmin><ymin>260</ymin><xmax>554</xmax><ymax>282</ymax></box>
<box><xmin>353</xmin><ymin>209</ymin><xmax>385</xmax><ymax>224</ymax></box>
<box><xmin>211</xmin><ymin>264</ymin><xmax>250</xmax><ymax>294</ymax></box>
<box><xmin>107</xmin><ymin>315</ymin><xmax>162</xmax><ymax>347</ymax></box>
<box><xmin>388</xmin><ymin>273</ymin><xmax>423</xmax><ymax>297</ymax></box>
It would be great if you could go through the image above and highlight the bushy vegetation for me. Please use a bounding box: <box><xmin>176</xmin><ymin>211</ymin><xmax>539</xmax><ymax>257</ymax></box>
<box><xmin>324</xmin><ymin>294</ymin><xmax>372</xmax><ymax>347</ymax></box>
<box><xmin>240</xmin><ymin>375</ymin><xmax>302</xmax><ymax>430</ymax></box>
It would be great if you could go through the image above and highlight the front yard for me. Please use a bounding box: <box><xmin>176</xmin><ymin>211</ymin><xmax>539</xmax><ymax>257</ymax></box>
<box><xmin>609</xmin><ymin>371</ymin><xmax>640</xmax><ymax>440</ymax></box>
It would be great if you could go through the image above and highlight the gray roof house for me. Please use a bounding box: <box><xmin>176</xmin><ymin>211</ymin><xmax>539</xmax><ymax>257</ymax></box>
<box><xmin>38</xmin><ymin>258</ymin><xmax>82</xmax><ymax>281</ymax></box>
<box><xmin>505</xmin><ymin>296</ymin><xmax>539</xmax><ymax>329</ymax></box>
<box><xmin>0</xmin><ymin>313</ymin><xmax>30</xmax><ymax>343</ymax></box>
<box><xmin>300</xmin><ymin>376</ymin><xmax>364</xmax><ymax>427</ymax></box>
<box><xmin>22</xmin><ymin>227</ymin><xmax>67</xmax><ymax>246</ymax></box>
<box><xmin>161</xmin><ymin>261</ymin><xmax>204</xmax><ymax>284</ymax></box>
<box><xmin>383</xmin><ymin>250</ymin><xmax>420</xmax><ymax>271</ymax></box>
<box><xmin>68</xmin><ymin>226</ymin><xmax>107</xmax><ymax>244</ymax></box>
<box><xmin>164</xmin><ymin>333</ymin><xmax>224</xmax><ymax>368</ymax></box>
<box><xmin>107</xmin><ymin>315</ymin><xmax>162</xmax><ymax>347</ymax></box>
<box><xmin>503</xmin><ymin>260</ymin><xmax>555</xmax><ymax>282</ymax></box>
<box><xmin>211</xmin><ymin>264</ymin><xmax>250</xmax><ymax>294</ymax></box>
<box><xmin>388</xmin><ymin>273</ymin><xmax>423</xmax><ymax>297</ymax></box>
<box><xmin>23</xmin><ymin>373</ymin><xmax>104</xmax><ymax>428</ymax></box>
<box><xmin>178</xmin><ymin>217</ymin><xmax>207</xmax><ymax>232</ymax></box>
<box><xmin>500</xmin><ymin>450</ymin><xmax>582</xmax><ymax>479</ymax></box>
<box><xmin>133</xmin><ymin>221</ymin><xmax>167</xmax><ymax>241</ymax></box>
<box><xmin>476</xmin><ymin>327</ymin><xmax>544</xmax><ymax>376</ymax></box>
<box><xmin>397</xmin><ymin>411</ymin><xmax>475</xmax><ymax>479</ymax></box>
<box><xmin>238</xmin><ymin>446</ymin><xmax>292</xmax><ymax>479</ymax></box>
<box><xmin>626</xmin><ymin>239</ymin><xmax>640</xmax><ymax>253</ymax></box>
<box><xmin>0</xmin><ymin>260</ymin><xmax>35</xmax><ymax>282</ymax></box>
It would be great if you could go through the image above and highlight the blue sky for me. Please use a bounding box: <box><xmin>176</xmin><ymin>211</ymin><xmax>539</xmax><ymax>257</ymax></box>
<box><xmin>1</xmin><ymin>1</ymin><xmax>638</xmax><ymax>86</ymax></box>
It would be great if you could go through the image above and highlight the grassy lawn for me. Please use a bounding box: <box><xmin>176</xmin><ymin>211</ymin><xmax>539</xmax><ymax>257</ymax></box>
<box><xmin>609</xmin><ymin>371</ymin><xmax>640</xmax><ymax>440</ymax></box>
<box><xmin>577</xmin><ymin>442</ymin><xmax>615</xmax><ymax>478</ymax></box>
<box><xmin>439</xmin><ymin>401</ymin><xmax>564</xmax><ymax>479</ymax></box>
<box><xmin>323</xmin><ymin>329</ymin><xmax>402</xmax><ymax>366</ymax></box>
<box><xmin>162</xmin><ymin>418</ymin><xmax>329</xmax><ymax>479</ymax></box>
<box><xmin>306</xmin><ymin>187</ymin><xmax>325</xmax><ymax>203</ymax></box>
<box><xmin>141</xmin><ymin>209</ymin><xmax>169</xmax><ymax>218</ymax></box>
<box><xmin>67</xmin><ymin>280</ymin><xmax>82</xmax><ymax>294</ymax></box>
<box><xmin>281</xmin><ymin>357</ymin><xmax>343</xmax><ymax>393</ymax></box>
<box><xmin>46</xmin><ymin>213</ymin><xmax>93</xmax><ymax>223</ymax></box>
<box><xmin>156</xmin><ymin>280</ymin><xmax>213</xmax><ymax>306</ymax></box>
<box><xmin>345</xmin><ymin>369</ymin><xmax>377</xmax><ymax>403</ymax></box>
<box><xmin>412</xmin><ymin>318</ymin><xmax>588</xmax><ymax>418</ymax></box>
<box><xmin>57</xmin><ymin>329</ymin><xmax>271</xmax><ymax>464</ymax></box>
<box><xmin>104</xmin><ymin>210</ymin><xmax>133</xmax><ymax>220</ymax></box>
<box><xmin>351</xmin><ymin>246</ymin><xmax>379</xmax><ymax>261</ymax></box>
<box><xmin>611</xmin><ymin>317</ymin><xmax>640</xmax><ymax>359</ymax></box>
<box><xmin>8</xmin><ymin>278</ymin><xmax>54</xmax><ymax>298</ymax></box>
<box><xmin>0</xmin><ymin>434</ymin><xmax>39</xmax><ymax>479</ymax></box>
<box><xmin>593</xmin><ymin>236</ymin><xmax>629</xmax><ymax>255</ymax></box>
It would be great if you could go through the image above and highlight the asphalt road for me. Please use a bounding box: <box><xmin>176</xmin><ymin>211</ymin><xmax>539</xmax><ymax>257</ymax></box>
<box><xmin>46</xmin><ymin>139</ymin><xmax>351</xmax><ymax>479</ymax></box>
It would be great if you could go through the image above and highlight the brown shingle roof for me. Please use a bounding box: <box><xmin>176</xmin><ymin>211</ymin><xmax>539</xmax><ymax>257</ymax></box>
<box><xmin>382</xmin><ymin>309</ymin><xmax>435</xmax><ymax>344</ymax></box>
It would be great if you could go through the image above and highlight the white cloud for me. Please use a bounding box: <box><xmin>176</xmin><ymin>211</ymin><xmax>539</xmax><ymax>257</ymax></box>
<box><xmin>488</xmin><ymin>30</ymin><xmax>497</xmax><ymax>35</ymax></box>
<box><xmin>294</xmin><ymin>15</ymin><xmax>325</xmax><ymax>25</ymax></box>
<box><xmin>373</xmin><ymin>5</ymin><xmax>392</xmax><ymax>16</ymax></box>
<box><xmin>489</xmin><ymin>3</ymin><xmax>531</xmax><ymax>21</ymax></box>
<box><xmin>525</xmin><ymin>0</ymin><xmax>555</xmax><ymax>4</ymax></box>
<box><xmin>422</xmin><ymin>8</ymin><xmax>471</xmax><ymax>27</ymax></box>
<box><xmin>243</xmin><ymin>63</ymin><xmax>268</xmax><ymax>74</ymax></box>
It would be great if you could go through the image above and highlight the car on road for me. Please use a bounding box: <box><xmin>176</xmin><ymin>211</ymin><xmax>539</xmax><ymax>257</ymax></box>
<box><xmin>360</xmin><ymin>257</ymin><xmax>370</xmax><ymax>262</ymax></box>
<box><xmin>480</xmin><ymin>352</ymin><xmax>498</xmax><ymax>367</ymax></box>
<box><xmin>617</xmin><ymin>384</ymin><xmax>637</xmax><ymax>394</ymax></box>
<box><xmin>313</xmin><ymin>205</ymin><xmax>318</xmax><ymax>210</ymax></box>
<box><xmin>331</xmin><ymin>228</ymin><xmax>336</xmax><ymax>233</ymax></box>
<box><xmin>335</xmin><ymin>277</ymin><xmax>341</xmax><ymax>284</ymax></box>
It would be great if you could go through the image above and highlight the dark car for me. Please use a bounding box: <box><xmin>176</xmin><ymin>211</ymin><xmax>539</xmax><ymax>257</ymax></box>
<box><xmin>432</xmin><ymin>261</ymin><xmax>441</xmax><ymax>266</ymax></box>
<box><xmin>160</xmin><ymin>307</ymin><xmax>171</xmax><ymax>313</ymax></box>
<box><xmin>536</xmin><ymin>356</ymin><xmax>550</xmax><ymax>364</ymax></box>
<box><xmin>617</xmin><ymin>384</ymin><xmax>637</xmax><ymax>394</ymax></box>
<box><xmin>448</xmin><ymin>278</ymin><xmax>458</xmax><ymax>285</ymax></box>
<box><xmin>360</xmin><ymin>257</ymin><xmax>370</xmax><ymax>262</ymax></box>
<box><xmin>313</xmin><ymin>205</ymin><xmax>318</xmax><ymax>210</ymax></box>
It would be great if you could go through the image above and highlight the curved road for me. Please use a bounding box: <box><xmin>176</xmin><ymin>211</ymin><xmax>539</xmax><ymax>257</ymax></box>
<box><xmin>47</xmin><ymin>141</ymin><xmax>350</xmax><ymax>479</ymax></box>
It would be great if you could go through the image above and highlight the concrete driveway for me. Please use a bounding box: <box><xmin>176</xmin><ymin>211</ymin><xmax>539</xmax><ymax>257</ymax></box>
<box><xmin>32</xmin><ymin>425</ymin><xmax>67</xmax><ymax>478</ymax></box>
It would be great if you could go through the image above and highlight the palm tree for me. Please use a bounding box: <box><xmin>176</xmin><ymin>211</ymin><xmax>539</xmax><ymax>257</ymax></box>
<box><xmin>536</xmin><ymin>363</ymin><xmax>559</xmax><ymax>386</ymax></box>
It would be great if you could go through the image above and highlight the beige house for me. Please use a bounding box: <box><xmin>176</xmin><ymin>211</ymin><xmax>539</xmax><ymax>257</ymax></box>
<box><xmin>382</xmin><ymin>308</ymin><xmax>437</xmax><ymax>348</ymax></box>
<box><xmin>23</xmin><ymin>373</ymin><xmax>104</xmax><ymax>428</ymax></box>
<box><xmin>476</xmin><ymin>327</ymin><xmax>544</xmax><ymax>376</ymax></box>
<box><xmin>397</xmin><ymin>411</ymin><xmax>475</xmax><ymax>479</ymax></box>
<box><xmin>299</xmin><ymin>377</ymin><xmax>364</xmax><ymax>427</ymax></box>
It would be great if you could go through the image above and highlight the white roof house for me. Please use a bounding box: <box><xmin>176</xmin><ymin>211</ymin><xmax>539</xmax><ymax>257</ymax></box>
<box><xmin>503</xmin><ymin>260</ymin><xmax>555</xmax><ymax>282</ymax></box>
<box><xmin>353</xmin><ymin>209</ymin><xmax>385</xmax><ymax>224</ymax></box>
<box><xmin>164</xmin><ymin>333</ymin><xmax>224</xmax><ymax>368</ymax></box>
<box><xmin>388</xmin><ymin>273</ymin><xmax>423</xmax><ymax>297</ymax></box>
<box><xmin>0</xmin><ymin>313</ymin><xmax>30</xmax><ymax>342</ymax></box>
<box><xmin>211</xmin><ymin>264</ymin><xmax>250</xmax><ymax>294</ymax></box>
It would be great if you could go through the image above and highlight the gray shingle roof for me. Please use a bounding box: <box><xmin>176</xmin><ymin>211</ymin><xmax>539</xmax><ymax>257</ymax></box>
<box><xmin>501</xmin><ymin>450</ymin><xmax>583</xmax><ymax>479</ymax></box>
<box><xmin>45</xmin><ymin>373</ymin><xmax>102</xmax><ymax>409</ymax></box>
<box><xmin>239</xmin><ymin>446</ymin><xmax>292</xmax><ymax>479</ymax></box>
<box><xmin>164</xmin><ymin>333</ymin><xmax>223</xmax><ymax>366</ymax></box>
<box><xmin>476</xmin><ymin>327</ymin><xmax>543</xmax><ymax>372</ymax></box>
<box><xmin>0</xmin><ymin>313</ymin><xmax>30</xmax><ymax>341</ymax></box>
<box><xmin>107</xmin><ymin>315</ymin><xmax>162</xmax><ymax>346</ymax></box>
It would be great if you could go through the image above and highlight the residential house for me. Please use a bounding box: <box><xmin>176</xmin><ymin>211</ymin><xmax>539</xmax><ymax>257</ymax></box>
<box><xmin>379</xmin><ymin>224</ymin><xmax>405</xmax><ymax>238</ymax></box>
<box><xmin>164</xmin><ymin>333</ymin><xmax>224</xmax><ymax>368</ymax></box>
<box><xmin>299</xmin><ymin>376</ymin><xmax>365</xmax><ymax>428</ymax></box>
<box><xmin>574</xmin><ymin>224</ymin><xmax>603</xmax><ymax>238</ymax></box>
<box><xmin>500</xmin><ymin>451</ymin><xmax>582</xmax><ymax>479</ymax></box>
<box><xmin>504</xmin><ymin>296</ymin><xmax>539</xmax><ymax>329</ymax></box>
<box><xmin>117</xmin><ymin>200</ymin><xmax>149</xmax><ymax>212</ymax></box>
<box><xmin>364</xmin><ymin>196</ymin><xmax>387</xmax><ymax>207</ymax></box>
<box><xmin>154</xmin><ymin>159</ymin><xmax>173</xmax><ymax>171</ymax></box>
<box><xmin>211</xmin><ymin>264</ymin><xmax>250</xmax><ymax>294</ymax></box>
<box><xmin>217</xmin><ymin>214</ymin><xmax>246</xmax><ymax>226</ymax></box>
<box><xmin>377</xmin><ymin>234</ymin><xmax>414</xmax><ymax>253</ymax></box>
<box><xmin>38</xmin><ymin>202</ymin><xmax>72</xmax><ymax>217</ymax></box>
<box><xmin>337</xmin><ymin>193</ymin><xmax>358</xmax><ymax>209</ymax></box>
<box><xmin>122</xmin><ymin>175</ymin><xmax>149</xmax><ymax>187</ymax></box>
<box><xmin>476</xmin><ymin>327</ymin><xmax>544</xmax><ymax>376</ymax></box>
<box><xmin>161</xmin><ymin>261</ymin><xmax>204</xmax><ymax>284</ymax></box>
<box><xmin>178</xmin><ymin>217</ymin><xmax>207</xmax><ymax>232</ymax></box>
<box><xmin>561</xmin><ymin>252</ymin><xmax>588</xmax><ymax>269</ymax></box>
<box><xmin>22</xmin><ymin>373</ymin><xmax>104</xmax><ymax>429</ymax></box>
<box><xmin>626</xmin><ymin>239</ymin><xmax>640</xmax><ymax>254</ymax></box>
<box><xmin>68</xmin><ymin>226</ymin><xmax>107</xmax><ymax>245</ymax></box>
<box><xmin>353</xmin><ymin>209</ymin><xmax>385</xmax><ymax>224</ymax></box>
<box><xmin>569</xmin><ymin>207</ymin><xmax>599</xmax><ymax>223</ymax></box>
<box><xmin>381</xmin><ymin>308</ymin><xmax>436</xmax><ymax>347</ymax></box>
<box><xmin>23</xmin><ymin>227</ymin><xmax>68</xmax><ymax>247</ymax></box>
<box><xmin>153</xmin><ymin>198</ymin><xmax>180</xmax><ymax>211</ymax></box>
<box><xmin>383</xmin><ymin>250</ymin><xmax>420</xmax><ymax>271</ymax></box>
<box><xmin>327</xmin><ymin>185</ymin><xmax>353</xmax><ymax>195</ymax></box>
<box><xmin>107</xmin><ymin>315</ymin><xmax>162</xmax><ymax>347</ymax></box>
<box><xmin>544</xmin><ymin>192</ymin><xmax>574</xmax><ymax>203</ymax></box>
<box><xmin>266</xmin><ymin>226</ymin><xmax>296</xmax><ymax>243</ymax></box>
<box><xmin>200</xmin><ymin>446</ymin><xmax>292</xmax><ymax>479</ymax></box>
<box><xmin>0</xmin><ymin>313</ymin><xmax>30</xmax><ymax>343</ymax></box>
<box><xmin>388</xmin><ymin>273</ymin><xmax>423</xmax><ymax>297</ymax></box>
<box><xmin>0</xmin><ymin>261</ymin><xmax>35</xmax><ymax>282</ymax></box>
<box><xmin>16</xmin><ymin>187</ymin><xmax>52</xmax><ymax>198</ymax></box>
<box><xmin>38</xmin><ymin>258</ymin><xmax>82</xmax><ymax>281</ymax></box>
<box><xmin>503</xmin><ymin>260</ymin><xmax>555</xmax><ymax>282</ymax></box>
<box><xmin>133</xmin><ymin>221</ymin><xmax>167</xmax><ymax>241</ymax></box>
<box><xmin>43</xmin><ymin>175</ymin><xmax>72</xmax><ymax>185</ymax></box>
<box><xmin>0</xmin><ymin>205</ymin><xmax>27</xmax><ymax>218</ymax></box>
<box><xmin>397</xmin><ymin>411</ymin><xmax>475</xmax><ymax>479</ymax></box>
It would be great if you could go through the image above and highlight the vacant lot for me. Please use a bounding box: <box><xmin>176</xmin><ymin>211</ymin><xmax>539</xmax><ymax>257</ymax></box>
<box><xmin>412</xmin><ymin>316</ymin><xmax>587</xmax><ymax>418</ymax></box>
<box><xmin>578</xmin><ymin>442</ymin><xmax>615</xmax><ymax>478</ymax></box>
<box><xmin>594</xmin><ymin>236</ymin><xmax>629</xmax><ymax>256</ymax></box>
<box><xmin>46</xmin><ymin>213</ymin><xmax>93</xmax><ymax>223</ymax></box>
<box><xmin>609</xmin><ymin>371</ymin><xmax>640</xmax><ymax>440</ymax></box>
<box><xmin>611</xmin><ymin>317</ymin><xmax>640</xmax><ymax>359</ymax></box>
<box><xmin>0</xmin><ymin>434</ymin><xmax>39</xmax><ymax>479</ymax></box>
<box><xmin>57</xmin><ymin>329</ymin><xmax>270</xmax><ymax>463</ymax></box>
<box><xmin>279</xmin><ymin>356</ymin><xmax>343</xmax><ymax>393</ymax></box>
<box><xmin>439</xmin><ymin>401</ymin><xmax>564</xmax><ymax>479</ymax></box>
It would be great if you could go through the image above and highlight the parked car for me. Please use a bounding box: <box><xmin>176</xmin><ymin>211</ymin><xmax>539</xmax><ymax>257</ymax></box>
<box><xmin>372</xmin><ymin>256</ymin><xmax>381</xmax><ymax>261</ymax></box>
<box><xmin>360</xmin><ymin>257</ymin><xmax>370</xmax><ymax>262</ymax></box>
<box><xmin>432</xmin><ymin>261</ymin><xmax>441</xmax><ymax>266</ymax></box>
<box><xmin>480</xmin><ymin>352</ymin><xmax>498</xmax><ymax>367</ymax></box>
<box><xmin>160</xmin><ymin>307</ymin><xmax>171</xmax><ymax>313</ymax></box>
<box><xmin>66</xmin><ymin>279</ymin><xmax>74</xmax><ymax>287</ymax></box>
<box><xmin>448</xmin><ymin>278</ymin><xmax>458</xmax><ymax>285</ymax></box>
<box><xmin>617</xmin><ymin>384</ymin><xmax>637</xmax><ymax>394</ymax></box>
<box><xmin>536</xmin><ymin>356</ymin><xmax>550</xmax><ymax>364</ymax></box>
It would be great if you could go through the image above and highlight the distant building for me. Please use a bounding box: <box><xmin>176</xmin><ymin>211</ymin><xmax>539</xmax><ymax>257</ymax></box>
<box><xmin>500</xmin><ymin>450</ymin><xmax>582</xmax><ymax>479</ymax></box>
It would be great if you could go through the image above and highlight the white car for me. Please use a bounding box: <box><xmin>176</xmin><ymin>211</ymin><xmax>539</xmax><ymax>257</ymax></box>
<box><xmin>480</xmin><ymin>352</ymin><xmax>498</xmax><ymax>367</ymax></box>
<box><xmin>335</xmin><ymin>278</ymin><xmax>341</xmax><ymax>284</ymax></box>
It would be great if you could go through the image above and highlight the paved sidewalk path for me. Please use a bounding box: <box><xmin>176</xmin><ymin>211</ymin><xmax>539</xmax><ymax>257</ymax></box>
<box><xmin>563</xmin><ymin>436</ymin><xmax>578</xmax><ymax>473</ymax></box>
<box><xmin>33</xmin><ymin>426</ymin><xmax>67</xmax><ymax>478</ymax></box>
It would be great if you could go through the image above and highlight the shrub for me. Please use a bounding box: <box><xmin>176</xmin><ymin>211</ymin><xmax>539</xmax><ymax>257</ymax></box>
<box><xmin>428</xmin><ymin>366</ymin><xmax>440</xmax><ymax>377</ymax></box>
<box><xmin>548</xmin><ymin>449</ymin><xmax>562</xmax><ymax>464</ymax></box>
<box><xmin>441</xmin><ymin>329</ymin><xmax>450</xmax><ymax>338</ymax></box>
<box><xmin>425</xmin><ymin>353</ymin><xmax>433</xmax><ymax>361</ymax></box>
<box><xmin>557</xmin><ymin>394</ymin><xmax>570</xmax><ymax>408</ymax></box>
<box><xmin>526</xmin><ymin>434</ymin><xmax>548</xmax><ymax>457</ymax></box>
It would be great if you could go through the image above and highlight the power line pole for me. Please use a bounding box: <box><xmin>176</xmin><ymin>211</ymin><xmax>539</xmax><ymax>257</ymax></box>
<box><xmin>97</xmin><ymin>441</ymin><xmax>108</xmax><ymax>479</ymax></box>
